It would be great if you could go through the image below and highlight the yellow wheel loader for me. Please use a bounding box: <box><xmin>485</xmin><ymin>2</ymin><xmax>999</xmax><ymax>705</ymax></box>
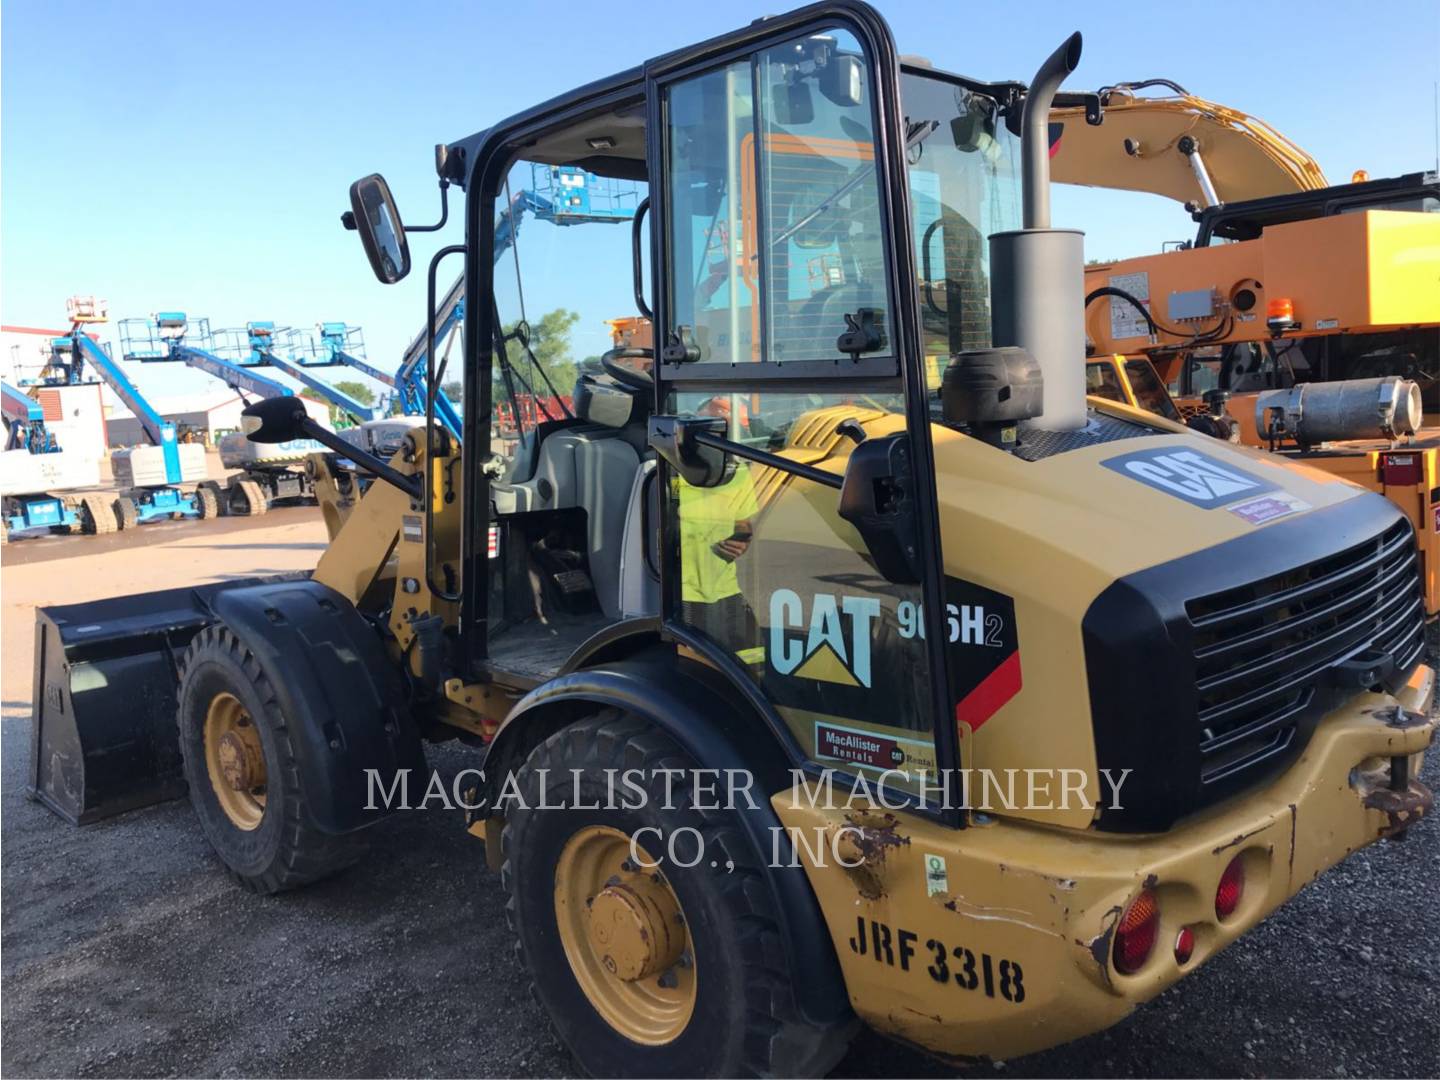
<box><xmin>29</xmin><ymin>4</ymin><xmax>1436</xmax><ymax>1074</ymax></box>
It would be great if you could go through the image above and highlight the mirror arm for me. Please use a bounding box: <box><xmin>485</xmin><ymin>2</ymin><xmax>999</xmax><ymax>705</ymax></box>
<box><xmin>406</xmin><ymin>180</ymin><xmax>451</xmax><ymax>234</ymax></box>
<box><xmin>406</xmin><ymin>182</ymin><xmax>449</xmax><ymax>234</ymax></box>
<box><xmin>294</xmin><ymin>416</ymin><xmax>422</xmax><ymax>498</ymax></box>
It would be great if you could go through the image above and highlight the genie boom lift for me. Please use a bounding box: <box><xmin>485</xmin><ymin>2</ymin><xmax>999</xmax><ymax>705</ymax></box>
<box><xmin>1</xmin><ymin>381</ymin><xmax>113</xmax><ymax>542</ymax></box>
<box><xmin>120</xmin><ymin>313</ymin><xmax>333</xmax><ymax>515</ymax></box>
<box><xmin>54</xmin><ymin>298</ymin><xmax>211</xmax><ymax>527</ymax></box>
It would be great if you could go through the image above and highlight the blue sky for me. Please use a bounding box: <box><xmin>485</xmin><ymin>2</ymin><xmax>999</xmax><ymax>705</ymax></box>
<box><xmin>4</xmin><ymin>0</ymin><xmax>1437</xmax><ymax>402</ymax></box>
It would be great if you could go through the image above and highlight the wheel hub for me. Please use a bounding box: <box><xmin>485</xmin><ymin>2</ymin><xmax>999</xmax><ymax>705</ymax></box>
<box><xmin>203</xmin><ymin>691</ymin><xmax>267</xmax><ymax>831</ymax></box>
<box><xmin>215</xmin><ymin>730</ymin><xmax>261</xmax><ymax>792</ymax></box>
<box><xmin>588</xmin><ymin>876</ymin><xmax>683</xmax><ymax>982</ymax></box>
<box><xmin>553</xmin><ymin>825</ymin><xmax>697</xmax><ymax>1044</ymax></box>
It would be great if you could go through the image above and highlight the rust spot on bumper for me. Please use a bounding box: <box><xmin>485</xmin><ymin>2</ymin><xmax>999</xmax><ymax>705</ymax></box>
<box><xmin>835</xmin><ymin>811</ymin><xmax>910</xmax><ymax>900</ymax></box>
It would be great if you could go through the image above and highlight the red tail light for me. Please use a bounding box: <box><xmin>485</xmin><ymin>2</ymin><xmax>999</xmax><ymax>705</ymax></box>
<box><xmin>1215</xmin><ymin>856</ymin><xmax>1245</xmax><ymax>920</ymax></box>
<box><xmin>1174</xmin><ymin>926</ymin><xmax>1195</xmax><ymax>965</ymax></box>
<box><xmin>1114</xmin><ymin>889</ymin><xmax>1160</xmax><ymax>974</ymax></box>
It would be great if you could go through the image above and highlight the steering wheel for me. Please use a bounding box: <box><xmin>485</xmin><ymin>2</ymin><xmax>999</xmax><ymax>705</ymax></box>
<box><xmin>601</xmin><ymin>346</ymin><xmax>654</xmax><ymax>391</ymax></box>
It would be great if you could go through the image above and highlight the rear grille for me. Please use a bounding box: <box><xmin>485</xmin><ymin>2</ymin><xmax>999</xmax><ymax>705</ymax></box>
<box><xmin>1186</xmin><ymin>518</ymin><xmax>1424</xmax><ymax>784</ymax></box>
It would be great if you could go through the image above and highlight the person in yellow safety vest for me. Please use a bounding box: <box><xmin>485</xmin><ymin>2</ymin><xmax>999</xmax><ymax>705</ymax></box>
<box><xmin>677</xmin><ymin>395</ymin><xmax>765</xmax><ymax>665</ymax></box>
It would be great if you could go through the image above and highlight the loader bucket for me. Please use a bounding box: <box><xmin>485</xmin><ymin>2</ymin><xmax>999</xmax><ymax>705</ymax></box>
<box><xmin>28</xmin><ymin>579</ymin><xmax>265</xmax><ymax>824</ymax></box>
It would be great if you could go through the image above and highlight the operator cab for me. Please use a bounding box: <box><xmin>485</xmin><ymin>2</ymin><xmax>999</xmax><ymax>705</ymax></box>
<box><xmin>341</xmin><ymin>11</ymin><xmax>1088</xmax><ymax>807</ymax></box>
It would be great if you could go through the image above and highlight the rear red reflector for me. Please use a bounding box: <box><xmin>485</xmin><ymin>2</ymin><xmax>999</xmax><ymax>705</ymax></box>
<box><xmin>1174</xmin><ymin>926</ymin><xmax>1195</xmax><ymax>965</ymax></box>
<box><xmin>1381</xmin><ymin>452</ymin><xmax>1422</xmax><ymax>487</ymax></box>
<box><xmin>1114</xmin><ymin>889</ymin><xmax>1159</xmax><ymax>975</ymax></box>
<box><xmin>1215</xmin><ymin>856</ymin><xmax>1245</xmax><ymax>920</ymax></box>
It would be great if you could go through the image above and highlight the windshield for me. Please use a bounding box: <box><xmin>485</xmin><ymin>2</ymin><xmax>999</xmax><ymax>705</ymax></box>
<box><xmin>490</xmin><ymin>159</ymin><xmax>647</xmax><ymax>460</ymax></box>
<box><xmin>902</xmin><ymin>71</ymin><xmax>1022</xmax><ymax>389</ymax></box>
<box><xmin>1124</xmin><ymin>359</ymin><xmax>1180</xmax><ymax>420</ymax></box>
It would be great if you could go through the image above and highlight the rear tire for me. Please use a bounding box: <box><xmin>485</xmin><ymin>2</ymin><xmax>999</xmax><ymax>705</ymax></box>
<box><xmin>79</xmin><ymin>493</ymin><xmax>117</xmax><ymax>534</ymax></box>
<box><xmin>114</xmin><ymin>496</ymin><xmax>139</xmax><ymax>530</ymax></box>
<box><xmin>177</xmin><ymin>624</ymin><xmax>365</xmax><ymax>893</ymax></box>
<box><xmin>230</xmin><ymin>479</ymin><xmax>268</xmax><ymax>516</ymax></box>
<box><xmin>502</xmin><ymin>710</ymin><xmax>854</xmax><ymax>1078</ymax></box>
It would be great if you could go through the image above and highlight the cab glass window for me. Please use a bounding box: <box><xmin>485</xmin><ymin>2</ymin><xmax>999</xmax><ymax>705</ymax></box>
<box><xmin>902</xmin><ymin>71</ymin><xmax>1021</xmax><ymax>389</ymax></box>
<box><xmin>664</xmin><ymin>30</ymin><xmax>895</xmax><ymax>369</ymax></box>
<box><xmin>1124</xmin><ymin>359</ymin><xmax>1180</xmax><ymax>420</ymax></box>
<box><xmin>1085</xmin><ymin>360</ymin><xmax>1126</xmax><ymax>403</ymax></box>
<box><xmin>669</xmin><ymin>388</ymin><xmax>939</xmax><ymax>796</ymax></box>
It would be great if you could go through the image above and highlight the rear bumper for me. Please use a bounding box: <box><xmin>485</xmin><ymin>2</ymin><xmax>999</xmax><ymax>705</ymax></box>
<box><xmin>773</xmin><ymin>665</ymin><xmax>1435</xmax><ymax>1061</ymax></box>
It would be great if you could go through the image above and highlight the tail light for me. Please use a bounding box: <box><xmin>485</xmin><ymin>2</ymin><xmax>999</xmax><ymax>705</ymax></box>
<box><xmin>1215</xmin><ymin>856</ymin><xmax>1245</xmax><ymax>920</ymax></box>
<box><xmin>1114</xmin><ymin>889</ymin><xmax>1160</xmax><ymax>974</ymax></box>
<box><xmin>1174</xmin><ymin>926</ymin><xmax>1195</xmax><ymax>965</ymax></box>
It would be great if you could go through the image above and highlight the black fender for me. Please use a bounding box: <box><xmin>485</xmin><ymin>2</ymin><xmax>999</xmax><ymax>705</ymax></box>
<box><xmin>560</xmin><ymin>616</ymin><xmax>663</xmax><ymax>672</ymax></box>
<box><xmin>211</xmin><ymin>579</ymin><xmax>423</xmax><ymax>834</ymax></box>
<box><xmin>479</xmin><ymin>654</ymin><xmax>852</xmax><ymax>1026</ymax></box>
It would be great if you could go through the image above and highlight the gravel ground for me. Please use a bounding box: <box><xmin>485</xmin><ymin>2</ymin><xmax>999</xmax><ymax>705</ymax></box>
<box><xmin>3</xmin><ymin>521</ymin><xmax>1438</xmax><ymax>1078</ymax></box>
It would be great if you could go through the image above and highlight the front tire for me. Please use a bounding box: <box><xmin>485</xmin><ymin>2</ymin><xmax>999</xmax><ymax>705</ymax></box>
<box><xmin>501</xmin><ymin>710</ymin><xmax>853</xmax><ymax>1078</ymax></box>
<box><xmin>195</xmin><ymin>482</ymin><xmax>222</xmax><ymax>519</ymax></box>
<box><xmin>114</xmin><ymin>495</ymin><xmax>139</xmax><ymax>530</ymax></box>
<box><xmin>177</xmin><ymin>624</ymin><xmax>364</xmax><ymax>893</ymax></box>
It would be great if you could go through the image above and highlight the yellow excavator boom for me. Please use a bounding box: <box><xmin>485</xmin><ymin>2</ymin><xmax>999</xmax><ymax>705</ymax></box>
<box><xmin>1051</xmin><ymin>88</ymin><xmax>1328</xmax><ymax>206</ymax></box>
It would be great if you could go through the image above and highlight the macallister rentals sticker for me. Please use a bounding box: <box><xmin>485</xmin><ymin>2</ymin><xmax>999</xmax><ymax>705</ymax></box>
<box><xmin>1227</xmin><ymin>491</ymin><xmax>1311</xmax><ymax>525</ymax></box>
<box><xmin>814</xmin><ymin>721</ymin><xmax>928</xmax><ymax>771</ymax></box>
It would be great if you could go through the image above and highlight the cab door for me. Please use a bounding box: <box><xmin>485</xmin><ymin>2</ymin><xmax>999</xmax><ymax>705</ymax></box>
<box><xmin>646</xmin><ymin>11</ymin><xmax>958</xmax><ymax>811</ymax></box>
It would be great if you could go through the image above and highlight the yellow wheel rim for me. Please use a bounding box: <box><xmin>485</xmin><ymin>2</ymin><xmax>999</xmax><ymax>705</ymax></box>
<box><xmin>202</xmin><ymin>691</ymin><xmax>267</xmax><ymax>831</ymax></box>
<box><xmin>553</xmin><ymin>825</ymin><xmax>697</xmax><ymax>1045</ymax></box>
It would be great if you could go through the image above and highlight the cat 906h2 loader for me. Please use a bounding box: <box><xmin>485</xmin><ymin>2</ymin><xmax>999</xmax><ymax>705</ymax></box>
<box><xmin>29</xmin><ymin>3</ymin><xmax>1436</xmax><ymax>1074</ymax></box>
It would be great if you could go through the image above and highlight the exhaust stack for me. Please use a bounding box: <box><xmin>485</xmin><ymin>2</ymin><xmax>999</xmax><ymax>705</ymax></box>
<box><xmin>989</xmin><ymin>32</ymin><xmax>1088</xmax><ymax>432</ymax></box>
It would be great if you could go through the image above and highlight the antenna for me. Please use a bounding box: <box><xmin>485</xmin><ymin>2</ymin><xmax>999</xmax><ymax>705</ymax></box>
<box><xmin>1433</xmin><ymin>81</ymin><xmax>1438</xmax><ymax>174</ymax></box>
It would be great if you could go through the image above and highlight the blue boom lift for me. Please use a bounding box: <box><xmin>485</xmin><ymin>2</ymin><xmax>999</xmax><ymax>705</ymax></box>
<box><xmin>120</xmin><ymin>313</ymin><xmax>333</xmax><ymax>515</ymax></box>
<box><xmin>212</xmin><ymin>322</ymin><xmax>378</xmax><ymax>424</ymax></box>
<box><xmin>1</xmin><ymin>381</ymin><xmax>115</xmax><ymax>541</ymax></box>
<box><xmin>54</xmin><ymin>301</ymin><xmax>214</xmax><ymax>527</ymax></box>
<box><xmin>300</xmin><ymin>322</ymin><xmax>397</xmax><ymax>390</ymax></box>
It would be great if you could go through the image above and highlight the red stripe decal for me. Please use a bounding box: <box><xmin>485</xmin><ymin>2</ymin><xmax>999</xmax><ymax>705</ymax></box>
<box><xmin>955</xmin><ymin>651</ymin><xmax>1023</xmax><ymax>733</ymax></box>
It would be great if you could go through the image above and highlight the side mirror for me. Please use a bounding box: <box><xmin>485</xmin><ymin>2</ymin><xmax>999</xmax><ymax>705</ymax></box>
<box><xmin>348</xmin><ymin>174</ymin><xmax>411</xmax><ymax>284</ymax></box>
<box><xmin>648</xmin><ymin>415</ymin><xmax>733</xmax><ymax>488</ymax></box>
<box><xmin>241</xmin><ymin>396</ymin><xmax>309</xmax><ymax>443</ymax></box>
<box><xmin>819</xmin><ymin>53</ymin><xmax>864</xmax><ymax>107</ymax></box>
<box><xmin>837</xmin><ymin>434</ymin><xmax>920</xmax><ymax>585</ymax></box>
